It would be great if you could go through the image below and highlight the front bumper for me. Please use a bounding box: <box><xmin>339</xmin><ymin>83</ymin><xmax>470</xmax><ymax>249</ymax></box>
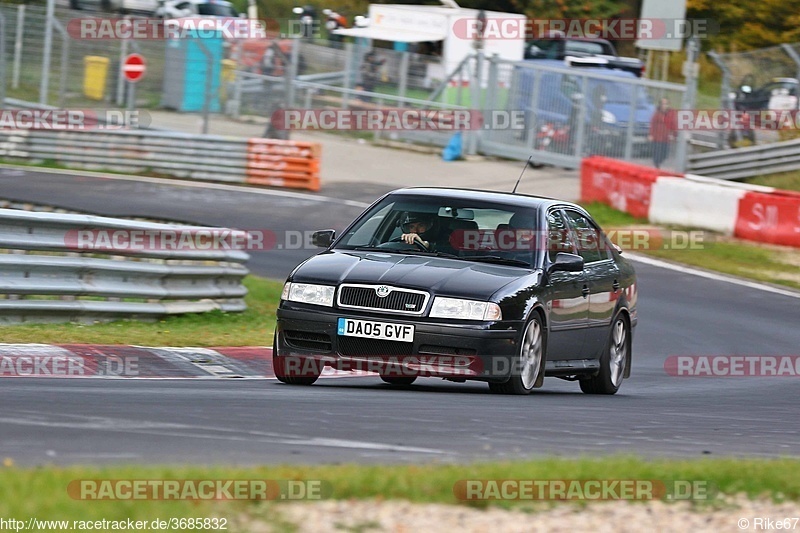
<box><xmin>275</xmin><ymin>304</ymin><xmax>523</xmax><ymax>382</ymax></box>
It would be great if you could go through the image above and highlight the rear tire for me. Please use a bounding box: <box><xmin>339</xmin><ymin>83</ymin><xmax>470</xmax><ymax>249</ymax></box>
<box><xmin>380</xmin><ymin>376</ymin><xmax>417</xmax><ymax>386</ymax></box>
<box><xmin>488</xmin><ymin>314</ymin><xmax>545</xmax><ymax>395</ymax></box>
<box><xmin>272</xmin><ymin>337</ymin><xmax>321</xmax><ymax>385</ymax></box>
<box><xmin>580</xmin><ymin>313</ymin><xmax>629</xmax><ymax>395</ymax></box>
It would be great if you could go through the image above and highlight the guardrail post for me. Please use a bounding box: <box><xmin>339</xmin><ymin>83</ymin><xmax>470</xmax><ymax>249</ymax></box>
<box><xmin>572</xmin><ymin>75</ymin><xmax>588</xmax><ymax>159</ymax></box>
<box><xmin>342</xmin><ymin>42</ymin><xmax>353</xmax><ymax>110</ymax></box>
<box><xmin>481</xmin><ymin>53</ymin><xmax>499</xmax><ymax>149</ymax></box>
<box><xmin>466</xmin><ymin>51</ymin><xmax>483</xmax><ymax>155</ymax></box>
<box><xmin>12</xmin><ymin>4</ymin><xmax>24</xmax><ymax>90</ymax></box>
<box><xmin>707</xmin><ymin>51</ymin><xmax>732</xmax><ymax>149</ymax></box>
<box><xmin>397</xmin><ymin>51</ymin><xmax>409</xmax><ymax>106</ymax></box>
<box><xmin>52</xmin><ymin>19</ymin><xmax>69</xmax><ymax>108</ymax></box>
<box><xmin>117</xmin><ymin>21</ymin><xmax>130</xmax><ymax>106</ymax></box>
<box><xmin>39</xmin><ymin>0</ymin><xmax>56</xmax><ymax>105</ymax></box>
<box><xmin>0</xmin><ymin>11</ymin><xmax>6</xmax><ymax>106</ymax></box>
<box><xmin>623</xmin><ymin>85</ymin><xmax>637</xmax><ymax>161</ymax></box>
<box><xmin>526</xmin><ymin>67</ymin><xmax>542</xmax><ymax>151</ymax></box>
<box><xmin>675</xmin><ymin>37</ymin><xmax>699</xmax><ymax>172</ymax></box>
<box><xmin>287</xmin><ymin>39</ymin><xmax>300</xmax><ymax>108</ymax></box>
<box><xmin>196</xmin><ymin>40</ymin><xmax>214</xmax><ymax>135</ymax></box>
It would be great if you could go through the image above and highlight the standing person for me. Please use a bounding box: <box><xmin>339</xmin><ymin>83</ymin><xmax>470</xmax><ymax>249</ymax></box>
<box><xmin>360</xmin><ymin>50</ymin><xmax>384</xmax><ymax>95</ymax></box>
<box><xmin>649</xmin><ymin>98</ymin><xmax>676</xmax><ymax>169</ymax></box>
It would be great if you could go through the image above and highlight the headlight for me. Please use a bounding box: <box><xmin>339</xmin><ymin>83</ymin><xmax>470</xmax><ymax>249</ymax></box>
<box><xmin>281</xmin><ymin>282</ymin><xmax>335</xmax><ymax>307</ymax></box>
<box><xmin>601</xmin><ymin>110</ymin><xmax>617</xmax><ymax>124</ymax></box>
<box><xmin>429</xmin><ymin>297</ymin><xmax>502</xmax><ymax>321</ymax></box>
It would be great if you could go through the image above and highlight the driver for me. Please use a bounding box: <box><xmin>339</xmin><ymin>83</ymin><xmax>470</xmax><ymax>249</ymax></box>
<box><xmin>399</xmin><ymin>212</ymin><xmax>438</xmax><ymax>248</ymax></box>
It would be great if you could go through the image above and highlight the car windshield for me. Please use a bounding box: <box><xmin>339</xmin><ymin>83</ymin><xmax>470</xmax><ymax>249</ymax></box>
<box><xmin>565</xmin><ymin>41</ymin><xmax>608</xmax><ymax>55</ymax></box>
<box><xmin>334</xmin><ymin>194</ymin><xmax>540</xmax><ymax>268</ymax></box>
<box><xmin>197</xmin><ymin>3</ymin><xmax>237</xmax><ymax>16</ymax></box>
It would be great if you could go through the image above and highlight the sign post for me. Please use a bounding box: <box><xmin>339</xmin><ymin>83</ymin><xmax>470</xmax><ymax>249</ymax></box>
<box><xmin>122</xmin><ymin>53</ymin><xmax>146</xmax><ymax>121</ymax></box>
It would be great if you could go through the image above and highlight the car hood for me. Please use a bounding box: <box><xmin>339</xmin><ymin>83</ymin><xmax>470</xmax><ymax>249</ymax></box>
<box><xmin>291</xmin><ymin>250</ymin><xmax>536</xmax><ymax>300</ymax></box>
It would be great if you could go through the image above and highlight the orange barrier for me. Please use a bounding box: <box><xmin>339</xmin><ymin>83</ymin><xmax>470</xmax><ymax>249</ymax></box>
<box><xmin>246</xmin><ymin>139</ymin><xmax>321</xmax><ymax>192</ymax></box>
<box><xmin>580</xmin><ymin>156</ymin><xmax>681</xmax><ymax>219</ymax></box>
<box><xmin>734</xmin><ymin>190</ymin><xmax>800</xmax><ymax>247</ymax></box>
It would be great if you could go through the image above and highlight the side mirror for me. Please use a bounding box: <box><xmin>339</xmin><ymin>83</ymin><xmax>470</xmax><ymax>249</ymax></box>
<box><xmin>548</xmin><ymin>252</ymin><xmax>584</xmax><ymax>273</ymax></box>
<box><xmin>311</xmin><ymin>229</ymin><xmax>336</xmax><ymax>248</ymax></box>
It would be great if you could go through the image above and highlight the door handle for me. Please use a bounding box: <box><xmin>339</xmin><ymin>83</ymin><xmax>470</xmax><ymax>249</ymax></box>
<box><xmin>612</xmin><ymin>279</ymin><xmax>620</xmax><ymax>291</ymax></box>
<box><xmin>581</xmin><ymin>284</ymin><xmax>590</xmax><ymax>298</ymax></box>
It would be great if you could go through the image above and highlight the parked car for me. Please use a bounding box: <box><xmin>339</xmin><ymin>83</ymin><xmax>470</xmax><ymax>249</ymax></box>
<box><xmin>98</xmin><ymin>0</ymin><xmax>158</xmax><ymax>15</ymax></box>
<box><xmin>516</xmin><ymin>59</ymin><xmax>656</xmax><ymax>157</ymax></box>
<box><xmin>275</xmin><ymin>188</ymin><xmax>638</xmax><ymax>395</ymax></box>
<box><xmin>731</xmin><ymin>76</ymin><xmax>799</xmax><ymax>112</ymax></box>
<box><xmin>525</xmin><ymin>32</ymin><xmax>645</xmax><ymax>78</ymax></box>
<box><xmin>155</xmin><ymin>0</ymin><xmax>240</xmax><ymax>19</ymax></box>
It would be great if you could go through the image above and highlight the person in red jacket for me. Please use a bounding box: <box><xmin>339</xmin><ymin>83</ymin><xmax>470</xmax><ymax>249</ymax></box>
<box><xmin>649</xmin><ymin>98</ymin><xmax>677</xmax><ymax>169</ymax></box>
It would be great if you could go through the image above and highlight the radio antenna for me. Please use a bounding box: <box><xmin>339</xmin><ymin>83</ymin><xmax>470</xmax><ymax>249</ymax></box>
<box><xmin>512</xmin><ymin>157</ymin><xmax>532</xmax><ymax>194</ymax></box>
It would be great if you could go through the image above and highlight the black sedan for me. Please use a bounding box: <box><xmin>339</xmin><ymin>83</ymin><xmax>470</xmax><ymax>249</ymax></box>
<box><xmin>274</xmin><ymin>188</ymin><xmax>638</xmax><ymax>395</ymax></box>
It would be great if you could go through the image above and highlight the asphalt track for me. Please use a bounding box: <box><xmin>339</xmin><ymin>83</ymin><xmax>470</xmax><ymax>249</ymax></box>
<box><xmin>0</xmin><ymin>168</ymin><xmax>799</xmax><ymax>465</ymax></box>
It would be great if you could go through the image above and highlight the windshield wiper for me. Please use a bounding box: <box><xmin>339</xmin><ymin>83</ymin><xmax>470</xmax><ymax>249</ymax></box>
<box><xmin>464</xmin><ymin>255</ymin><xmax>532</xmax><ymax>268</ymax></box>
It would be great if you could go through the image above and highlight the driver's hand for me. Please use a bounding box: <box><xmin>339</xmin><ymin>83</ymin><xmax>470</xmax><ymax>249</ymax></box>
<box><xmin>401</xmin><ymin>233</ymin><xmax>427</xmax><ymax>246</ymax></box>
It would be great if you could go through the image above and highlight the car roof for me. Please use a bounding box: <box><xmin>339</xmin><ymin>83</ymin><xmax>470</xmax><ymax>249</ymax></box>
<box><xmin>387</xmin><ymin>187</ymin><xmax>578</xmax><ymax>211</ymax></box>
<box><xmin>521</xmin><ymin>60</ymin><xmax>636</xmax><ymax>79</ymax></box>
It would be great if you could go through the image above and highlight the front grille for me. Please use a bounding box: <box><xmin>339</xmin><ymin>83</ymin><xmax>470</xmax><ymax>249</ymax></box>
<box><xmin>337</xmin><ymin>336</ymin><xmax>414</xmax><ymax>357</ymax></box>
<box><xmin>284</xmin><ymin>330</ymin><xmax>332</xmax><ymax>351</ymax></box>
<box><xmin>338</xmin><ymin>284</ymin><xmax>429</xmax><ymax>315</ymax></box>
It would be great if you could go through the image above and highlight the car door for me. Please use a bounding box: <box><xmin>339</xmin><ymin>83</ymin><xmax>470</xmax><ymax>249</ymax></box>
<box><xmin>563</xmin><ymin>209</ymin><xmax>619</xmax><ymax>359</ymax></box>
<box><xmin>544</xmin><ymin>208</ymin><xmax>589</xmax><ymax>361</ymax></box>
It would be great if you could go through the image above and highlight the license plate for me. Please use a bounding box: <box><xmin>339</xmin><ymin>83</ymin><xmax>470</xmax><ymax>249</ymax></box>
<box><xmin>337</xmin><ymin>318</ymin><xmax>414</xmax><ymax>342</ymax></box>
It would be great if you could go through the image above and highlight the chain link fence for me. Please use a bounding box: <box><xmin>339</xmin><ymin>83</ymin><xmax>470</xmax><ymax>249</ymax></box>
<box><xmin>0</xmin><ymin>5</ymin><xmax>692</xmax><ymax>172</ymax></box>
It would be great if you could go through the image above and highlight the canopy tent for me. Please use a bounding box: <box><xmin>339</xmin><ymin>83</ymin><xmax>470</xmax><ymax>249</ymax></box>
<box><xmin>333</xmin><ymin>26</ymin><xmax>446</xmax><ymax>43</ymax></box>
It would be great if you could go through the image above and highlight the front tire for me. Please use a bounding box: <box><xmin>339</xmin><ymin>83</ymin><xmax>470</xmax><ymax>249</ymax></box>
<box><xmin>272</xmin><ymin>337</ymin><xmax>321</xmax><ymax>385</ymax></box>
<box><xmin>489</xmin><ymin>314</ymin><xmax>545</xmax><ymax>395</ymax></box>
<box><xmin>580</xmin><ymin>313</ymin><xmax>629</xmax><ymax>395</ymax></box>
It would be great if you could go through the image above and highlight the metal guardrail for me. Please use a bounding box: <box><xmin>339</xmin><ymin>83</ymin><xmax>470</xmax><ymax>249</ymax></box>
<box><xmin>687</xmin><ymin>137</ymin><xmax>800</xmax><ymax>180</ymax></box>
<box><xmin>0</xmin><ymin>208</ymin><xmax>249</xmax><ymax>324</ymax></box>
<box><xmin>0</xmin><ymin>128</ymin><xmax>322</xmax><ymax>190</ymax></box>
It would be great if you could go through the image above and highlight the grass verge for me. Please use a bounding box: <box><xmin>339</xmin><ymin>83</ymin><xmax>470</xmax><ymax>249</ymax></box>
<box><xmin>0</xmin><ymin>458</ymin><xmax>798</xmax><ymax>524</ymax></box>
<box><xmin>743</xmin><ymin>170</ymin><xmax>800</xmax><ymax>192</ymax></box>
<box><xmin>583</xmin><ymin>202</ymin><xmax>800</xmax><ymax>291</ymax></box>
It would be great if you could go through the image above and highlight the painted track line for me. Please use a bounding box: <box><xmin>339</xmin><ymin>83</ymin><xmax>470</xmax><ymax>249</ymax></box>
<box><xmin>626</xmin><ymin>252</ymin><xmax>800</xmax><ymax>300</ymax></box>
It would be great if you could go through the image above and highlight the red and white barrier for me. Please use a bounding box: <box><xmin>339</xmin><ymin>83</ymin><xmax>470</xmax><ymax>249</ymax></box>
<box><xmin>581</xmin><ymin>157</ymin><xmax>800</xmax><ymax>248</ymax></box>
<box><xmin>735</xmin><ymin>190</ymin><xmax>800</xmax><ymax>247</ymax></box>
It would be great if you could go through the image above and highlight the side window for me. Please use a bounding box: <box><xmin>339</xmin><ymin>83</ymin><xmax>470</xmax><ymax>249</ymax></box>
<box><xmin>563</xmin><ymin>210</ymin><xmax>608</xmax><ymax>264</ymax></box>
<box><xmin>546</xmin><ymin>209</ymin><xmax>574</xmax><ymax>263</ymax></box>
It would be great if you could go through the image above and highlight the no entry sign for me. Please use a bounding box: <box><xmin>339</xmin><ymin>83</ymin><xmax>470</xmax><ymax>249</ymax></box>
<box><xmin>122</xmin><ymin>54</ymin><xmax>146</xmax><ymax>83</ymax></box>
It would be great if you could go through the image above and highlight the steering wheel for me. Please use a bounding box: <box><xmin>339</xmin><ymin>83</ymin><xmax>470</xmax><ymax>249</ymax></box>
<box><xmin>387</xmin><ymin>236</ymin><xmax>431</xmax><ymax>252</ymax></box>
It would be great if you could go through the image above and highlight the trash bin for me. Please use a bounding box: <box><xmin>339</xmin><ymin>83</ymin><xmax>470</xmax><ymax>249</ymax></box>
<box><xmin>83</xmin><ymin>56</ymin><xmax>110</xmax><ymax>101</ymax></box>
